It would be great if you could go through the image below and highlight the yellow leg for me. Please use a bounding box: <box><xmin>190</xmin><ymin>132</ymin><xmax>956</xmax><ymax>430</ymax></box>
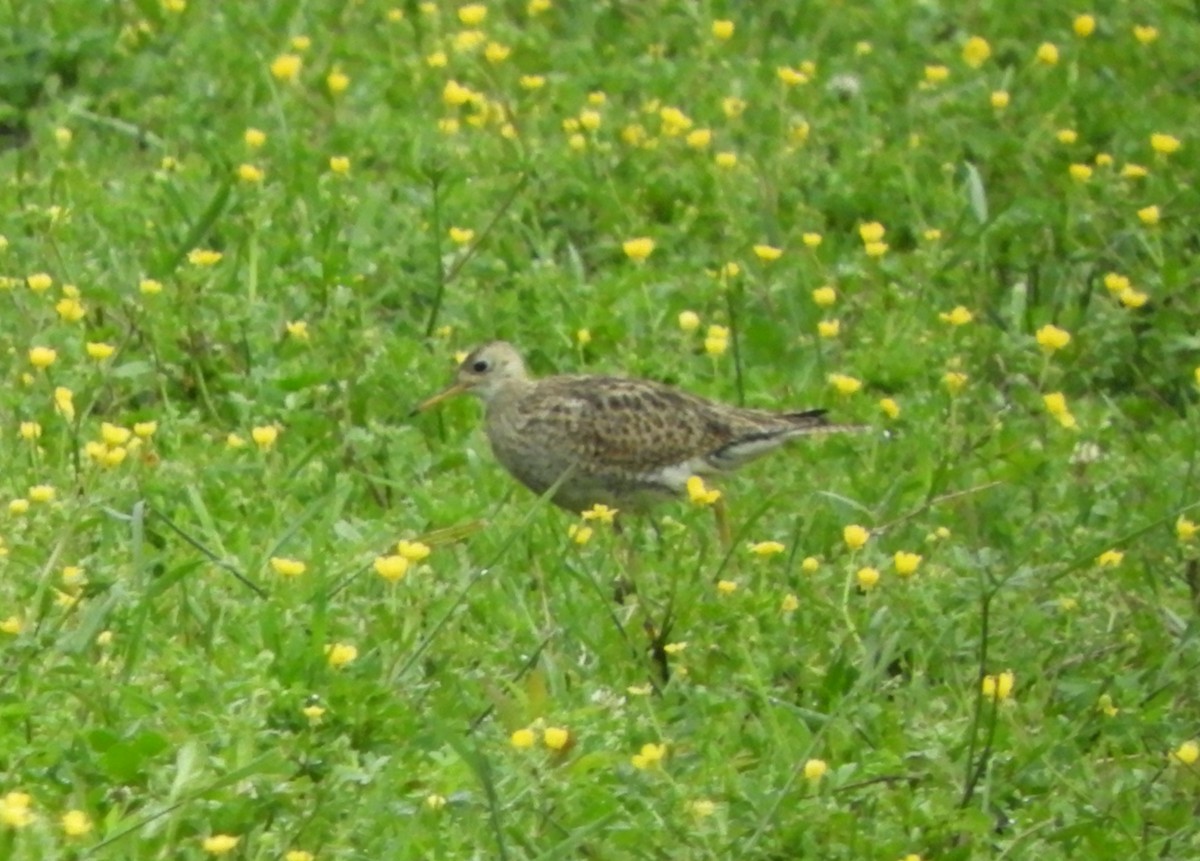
<box><xmin>713</xmin><ymin>496</ymin><xmax>732</xmax><ymax>551</ymax></box>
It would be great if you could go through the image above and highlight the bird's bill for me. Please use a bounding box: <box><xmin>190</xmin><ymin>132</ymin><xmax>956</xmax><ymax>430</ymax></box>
<box><xmin>412</xmin><ymin>382</ymin><xmax>468</xmax><ymax>414</ymax></box>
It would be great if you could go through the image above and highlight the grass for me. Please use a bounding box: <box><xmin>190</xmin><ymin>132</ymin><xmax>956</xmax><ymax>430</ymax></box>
<box><xmin>2</xmin><ymin>1</ymin><xmax>1199</xmax><ymax>859</ymax></box>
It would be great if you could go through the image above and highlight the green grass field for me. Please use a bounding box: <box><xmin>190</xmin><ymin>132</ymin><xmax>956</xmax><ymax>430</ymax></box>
<box><xmin>2</xmin><ymin>2</ymin><xmax>1199</xmax><ymax>858</ymax></box>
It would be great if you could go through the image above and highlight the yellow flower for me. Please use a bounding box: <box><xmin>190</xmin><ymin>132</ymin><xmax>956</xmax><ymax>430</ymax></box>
<box><xmin>781</xmin><ymin>593</ymin><xmax>800</xmax><ymax>613</ymax></box>
<box><xmin>817</xmin><ymin>319</ymin><xmax>840</xmax><ymax>338</ymax></box>
<box><xmin>290</xmin><ymin>35</ymin><xmax>311</xmax><ymax>51</ymax></box>
<box><xmin>134</xmin><ymin>421</ymin><xmax>158</xmax><ymax>438</ymax></box>
<box><xmin>237</xmin><ymin>163</ymin><xmax>264</xmax><ymax>183</ymax></box>
<box><xmin>579</xmin><ymin>109</ymin><xmax>602</xmax><ymax>132</ymax></box>
<box><xmin>543</xmin><ymin>726</ymin><xmax>570</xmax><ymax>750</ymax></box>
<box><xmin>27</xmin><ymin>272</ymin><xmax>53</xmax><ymax>292</ymax></box>
<box><xmin>1069</xmin><ymin>163</ymin><xmax>1093</xmax><ymax>182</ymax></box>
<box><xmin>285</xmin><ymin>320</ymin><xmax>309</xmax><ymax>341</ymax></box>
<box><xmin>982</xmin><ymin>670</ymin><xmax>1015</xmax><ymax>701</ymax></box>
<box><xmin>622</xmin><ymin>237</ymin><xmax>655</xmax><ymax>262</ymax></box>
<box><xmin>426</xmin><ymin>50</ymin><xmax>448</xmax><ymax>68</ymax></box>
<box><xmin>962</xmin><ymin>35</ymin><xmax>991</xmax><ymax>68</ymax></box>
<box><xmin>1103</xmin><ymin>273</ymin><xmax>1130</xmax><ymax>294</ymax></box>
<box><xmin>923</xmin><ymin>228</ymin><xmax>942</xmax><ymax>242</ymax></box>
<box><xmin>1096</xmin><ymin>549</ymin><xmax>1123</xmax><ymax>567</ymax></box>
<box><xmin>226</xmin><ymin>432</ymin><xmax>246</xmax><ymax>449</ymax></box>
<box><xmin>244</xmin><ymin>127</ymin><xmax>266</xmax><ymax>148</ymax></box>
<box><xmin>812</xmin><ymin>285</ymin><xmax>837</xmax><ymax>307</ymax></box>
<box><xmin>658</xmin><ymin>106</ymin><xmax>693</xmax><ymax>135</ymax></box>
<box><xmin>864</xmin><ymin>241</ymin><xmax>888</xmax><ymax>257</ymax></box>
<box><xmin>0</xmin><ymin>792</ymin><xmax>35</xmax><ymax>828</ymax></box>
<box><xmin>270</xmin><ymin>53</ymin><xmax>302</xmax><ymax>82</ymax></box>
<box><xmin>397</xmin><ymin>540</ymin><xmax>432</xmax><ymax>561</ymax></box>
<box><xmin>202</xmin><ymin>834</ymin><xmax>240</xmax><ymax>855</ymax></box>
<box><xmin>777</xmin><ymin>66</ymin><xmax>809</xmax><ymax>86</ymax></box>
<box><xmin>1133</xmin><ymin>25</ymin><xmax>1159</xmax><ymax>45</ymax></box>
<box><xmin>718</xmin><ymin>578</ymin><xmax>738</xmax><ymax>595</ymax></box>
<box><xmin>28</xmin><ymin>346</ymin><xmax>57</xmax><ymax>368</ymax></box>
<box><xmin>1177</xmin><ymin>515</ymin><xmax>1198</xmax><ymax>542</ymax></box>
<box><xmin>943</xmin><ymin>371</ymin><xmax>968</xmax><ymax>394</ymax></box>
<box><xmin>458</xmin><ymin>2</ymin><xmax>487</xmax><ymax>25</ymax></box>
<box><xmin>856</xmin><ymin>566</ymin><xmax>880</xmax><ymax>591</ymax></box>
<box><xmin>704</xmin><ymin>326</ymin><xmax>729</xmax><ymax>357</ymax></box>
<box><xmin>923</xmin><ymin>65</ymin><xmax>949</xmax><ymax>84</ymax></box>
<box><xmin>519</xmin><ymin>74</ymin><xmax>546</xmax><ymax>90</ymax></box>
<box><xmin>1073</xmin><ymin>14</ymin><xmax>1096</xmax><ymax>37</ymax></box>
<box><xmin>678</xmin><ymin>310</ymin><xmax>700</xmax><ymax>332</ymax></box>
<box><xmin>9</xmin><ymin>499</ymin><xmax>30</xmax><ymax>515</ymax></box>
<box><xmin>631</xmin><ymin>742</ymin><xmax>667</xmax><ymax>769</ymax></box>
<box><xmin>879</xmin><ymin>397</ymin><xmax>900</xmax><ymax>419</ymax></box>
<box><xmin>325</xmin><ymin>642</ymin><xmax>358</xmax><ymax>668</ymax></box>
<box><xmin>448</xmin><ymin>226</ymin><xmax>475</xmax><ymax>246</ymax></box>
<box><xmin>753</xmin><ymin>243</ymin><xmax>782</xmax><ymax>262</ymax></box>
<box><xmin>843</xmin><ymin>524</ymin><xmax>869</xmax><ymax>550</ymax></box>
<box><xmin>56</xmin><ymin>296</ymin><xmax>86</xmax><ymax>322</ymax></box>
<box><xmin>939</xmin><ymin>306</ymin><xmax>973</xmax><ymax>326</ymax></box>
<box><xmin>510</xmin><ymin>727</ymin><xmax>536</xmax><ymax>748</ymax></box>
<box><xmin>801</xmin><ymin>556</ymin><xmax>820</xmax><ymax>573</ymax></box>
<box><xmin>61</xmin><ymin>809</ymin><xmax>93</xmax><ymax>837</ymax></box>
<box><xmin>329</xmin><ymin>156</ymin><xmax>350</xmax><ymax>175</ymax></box>
<box><xmin>251</xmin><ymin>424</ymin><xmax>279</xmax><ymax>449</ymax></box>
<box><xmin>721</xmin><ymin>96</ymin><xmax>746</xmax><ymax>118</ymax></box>
<box><xmin>101</xmin><ymin>422</ymin><xmax>132</xmax><ymax>446</ymax></box>
<box><xmin>19</xmin><ymin>421</ymin><xmax>41</xmax><ymax>440</ymax></box>
<box><xmin>1121</xmin><ymin>163</ymin><xmax>1148</xmax><ymax>179</ymax></box>
<box><xmin>893</xmin><ymin>551</ymin><xmax>922</xmax><ymax>577</ymax></box>
<box><xmin>374</xmin><ymin>554</ymin><xmax>410</xmax><ymax>582</ymax></box>
<box><xmin>1042</xmin><ymin>391</ymin><xmax>1069</xmax><ymax>417</ymax></box>
<box><xmin>858</xmin><ymin>221</ymin><xmax>885</xmax><ymax>243</ymax></box>
<box><xmin>686</xmin><ymin>128</ymin><xmax>711</xmax><ymax>149</ymax></box>
<box><xmin>720</xmin><ymin>261</ymin><xmax>740</xmax><ymax>279</ymax></box>
<box><xmin>484</xmin><ymin>42</ymin><xmax>511</xmax><ymax>63</ymax></box>
<box><xmin>188</xmin><ymin>248</ymin><xmax>222</xmax><ymax>266</ymax></box>
<box><xmin>326</xmin><ymin>68</ymin><xmax>350</xmax><ymax>94</ymax></box>
<box><xmin>828</xmin><ymin>373</ymin><xmax>862</xmax><ymax>395</ymax></box>
<box><xmin>1150</xmin><ymin>133</ymin><xmax>1181</xmax><ymax>155</ymax></box>
<box><xmin>0</xmin><ymin>616</ymin><xmax>22</xmax><ymax>635</ymax></box>
<box><xmin>139</xmin><ymin>278</ymin><xmax>164</xmax><ymax>295</ymax></box>
<box><xmin>568</xmin><ymin>523</ymin><xmax>593</xmax><ymax>545</ymax></box>
<box><xmin>452</xmin><ymin>30</ymin><xmax>485</xmax><ymax>54</ymax></box>
<box><xmin>802</xmin><ymin>232</ymin><xmax>823</xmax><ymax>248</ymax></box>
<box><xmin>990</xmin><ymin>90</ymin><xmax>1010</xmax><ymax>110</ymax></box>
<box><xmin>1056</xmin><ymin>128</ymin><xmax>1078</xmax><ymax>144</ymax></box>
<box><xmin>1117</xmin><ymin>288</ymin><xmax>1148</xmax><ymax>309</ymax></box>
<box><xmin>711</xmin><ymin>19</ymin><xmax>734</xmax><ymax>40</ymax></box>
<box><xmin>575</xmin><ymin>328</ymin><xmax>592</xmax><ymax>347</ymax></box>
<box><xmin>581</xmin><ymin>503</ymin><xmax>618</xmax><ymax>524</ymax></box>
<box><xmin>1096</xmin><ymin>694</ymin><xmax>1118</xmax><ymax>717</ymax></box>
<box><xmin>803</xmin><ymin>758</ymin><xmax>828</xmax><ymax>781</ymax></box>
<box><xmin>749</xmin><ymin>540</ymin><xmax>785</xmax><ymax>558</ymax></box>
<box><xmin>286</xmin><ymin>852</ymin><xmax>315</xmax><ymax>861</ymax></box>
<box><xmin>270</xmin><ymin>557</ymin><xmax>307</xmax><ymax>577</ymax></box>
<box><xmin>55</xmin><ymin>386</ymin><xmax>75</xmax><ymax>420</ymax></box>
<box><xmin>1137</xmin><ymin>205</ymin><xmax>1160</xmax><ymax>225</ymax></box>
<box><xmin>1095</xmin><ymin>152</ymin><xmax>1113</xmax><ymax>167</ymax></box>
<box><xmin>1035</xmin><ymin>324</ymin><xmax>1071</xmax><ymax>353</ymax></box>
<box><xmin>1172</xmin><ymin>740</ymin><xmax>1199</xmax><ymax>765</ymax></box>
<box><xmin>686</xmin><ymin>476</ymin><xmax>721</xmax><ymax>506</ymax></box>
<box><xmin>1035</xmin><ymin>42</ymin><xmax>1059</xmax><ymax>65</ymax></box>
<box><xmin>86</xmin><ymin>342</ymin><xmax>116</xmax><ymax>359</ymax></box>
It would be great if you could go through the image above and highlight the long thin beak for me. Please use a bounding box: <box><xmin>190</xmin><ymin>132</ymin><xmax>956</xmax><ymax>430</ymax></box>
<box><xmin>410</xmin><ymin>382</ymin><xmax>468</xmax><ymax>416</ymax></box>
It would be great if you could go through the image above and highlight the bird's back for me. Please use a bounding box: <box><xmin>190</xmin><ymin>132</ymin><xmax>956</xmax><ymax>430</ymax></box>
<box><xmin>483</xmin><ymin>373</ymin><xmax>837</xmax><ymax>506</ymax></box>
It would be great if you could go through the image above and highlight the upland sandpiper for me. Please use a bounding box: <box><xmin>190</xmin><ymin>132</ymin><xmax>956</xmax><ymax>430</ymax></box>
<box><xmin>415</xmin><ymin>341</ymin><xmax>858</xmax><ymax>524</ymax></box>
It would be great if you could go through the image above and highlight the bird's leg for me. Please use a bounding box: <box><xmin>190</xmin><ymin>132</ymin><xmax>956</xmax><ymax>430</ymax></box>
<box><xmin>713</xmin><ymin>496</ymin><xmax>732</xmax><ymax>551</ymax></box>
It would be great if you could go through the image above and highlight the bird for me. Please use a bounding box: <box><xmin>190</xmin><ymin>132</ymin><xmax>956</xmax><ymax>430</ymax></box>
<box><xmin>414</xmin><ymin>341</ymin><xmax>859</xmax><ymax>518</ymax></box>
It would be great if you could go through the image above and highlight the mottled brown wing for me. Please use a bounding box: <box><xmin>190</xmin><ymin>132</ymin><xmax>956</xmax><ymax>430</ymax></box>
<box><xmin>525</xmin><ymin>376</ymin><xmax>813</xmax><ymax>473</ymax></box>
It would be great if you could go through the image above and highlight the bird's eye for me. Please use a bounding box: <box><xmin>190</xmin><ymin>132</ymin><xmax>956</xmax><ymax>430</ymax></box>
<box><xmin>471</xmin><ymin>359</ymin><xmax>490</xmax><ymax>373</ymax></box>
